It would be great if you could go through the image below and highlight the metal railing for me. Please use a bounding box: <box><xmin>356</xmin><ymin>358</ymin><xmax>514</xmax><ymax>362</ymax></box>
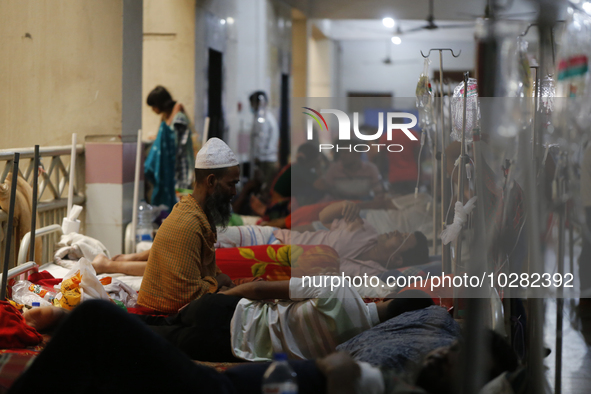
<box><xmin>0</xmin><ymin>145</ymin><xmax>85</xmax><ymax>269</ymax></box>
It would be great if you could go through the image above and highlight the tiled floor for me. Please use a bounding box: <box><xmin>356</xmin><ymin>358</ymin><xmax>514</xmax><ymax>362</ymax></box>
<box><xmin>544</xmin><ymin>299</ymin><xmax>591</xmax><ymax>394</ymax></box>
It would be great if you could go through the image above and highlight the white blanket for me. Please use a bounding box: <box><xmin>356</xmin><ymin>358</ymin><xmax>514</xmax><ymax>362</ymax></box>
<box><xmin>215</xmin><ymin>225</ymin><xmax>280</xmax><ymax>248</ymax></box>
<box><xmin>54</xmin><ymin>233</ymin><xmax>111</xmax><ymax>262</ymax></box>
<box><xmin>362</xmin><ymin>193</ymin><xmax>433</xmax><ymax>238</ymax></box>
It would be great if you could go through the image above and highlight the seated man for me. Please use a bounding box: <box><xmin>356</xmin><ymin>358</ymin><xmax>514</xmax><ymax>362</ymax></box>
<box><xmin>137</xmin><ymin>137</ymin><xmax>239</xmax><ymax>313</ymax></box>
<box><xmin>16</xmin><ymin>300</ymin><xmax>519</xmax><ymax>394</ymax></box>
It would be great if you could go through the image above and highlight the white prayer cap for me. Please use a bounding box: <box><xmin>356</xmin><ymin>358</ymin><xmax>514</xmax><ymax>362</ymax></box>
<box><xmin>195</xmin><ymin>138</ymin><xmax>239</xmax><ymax>169</ymax></box>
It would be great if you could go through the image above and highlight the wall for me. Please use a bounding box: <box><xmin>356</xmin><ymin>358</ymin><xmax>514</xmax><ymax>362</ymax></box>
<box><xmin>0</xmin><ymin>0</ymin><xmax>124</xmax><ymax>149</ymax></box>
<box><xmin>85</xmin><ymin>0</ymin><xmax>143</xmax><ymax>255</ymax></box>
<box><xmin>338</xmin><ymin>38</ymin><xmax>476</xmax><ymax>108</ymax></box>
<box><xmin>291</xmin><ymin>10</ymin><xmax>308</xmax><ymax>98</ymax></box>
<box><xmin>308</xmin><ymin>26</ymin><xmax>335</xmax><ymax>97</ymax></box>
<box><xmin>142</xmin><ymin>0</ymin><xmax>197</xmax><ymax>140</ymax></box>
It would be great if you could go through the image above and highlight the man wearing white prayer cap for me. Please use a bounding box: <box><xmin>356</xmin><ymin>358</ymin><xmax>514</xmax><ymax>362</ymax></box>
<box><xmin>138</xmin><ymin>138</ymin><xmax>240</xmax><ymax>313</ymax></box>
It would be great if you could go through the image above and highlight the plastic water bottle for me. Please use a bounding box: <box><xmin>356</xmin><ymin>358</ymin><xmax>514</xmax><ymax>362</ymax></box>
<box><xmin>262</xmin><ymin>353</ymin><xmax>298</xmax><ymax>394</ymax></box>
<box><xmin>136</xmin><ymin>201</ymin><xmax>154</xmax><ymax>243</ymax></box>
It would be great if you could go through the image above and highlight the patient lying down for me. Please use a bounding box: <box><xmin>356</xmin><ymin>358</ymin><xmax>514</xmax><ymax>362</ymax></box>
<box><xmin>92</xmin><ymin>200</ymin><xmax>430</xmax><ymax>281</ymax></box>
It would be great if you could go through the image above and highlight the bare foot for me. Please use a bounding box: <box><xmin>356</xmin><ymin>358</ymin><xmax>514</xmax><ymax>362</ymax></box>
<box><xmin>24</xmin><ymin>306</ymin><xmax>68</xmax><ymax>332</ymax></box>
<box><xmin>249</xmin><ymin>195</ymin><xmax>267</xmax><ymax>216</ymax></box>
<box><xmin>92</xmin><ymin>254</ymin><xmax>114</xmax><ymax>274</ymax></box>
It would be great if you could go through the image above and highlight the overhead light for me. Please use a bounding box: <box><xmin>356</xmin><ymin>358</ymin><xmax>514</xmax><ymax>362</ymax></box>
<box><xmin>583</xmin><ymin>2</ymin><xmax>591</xmax><ymax>14</ymax></box>
<box><xmin>220</xmin><ymin>19</ymin><xmax>226</xmax><ymax>25</ymax></box>
<box><xmin>382</xmin><ymin>17</ymin><xmax>395</xmax><ymax>28</ymax></box>
<box><xmin>257</xmin><ymin>117</ymin><xmax>266</xmax><ymax>123</ymax></box>
<box><xmin>391</xmin><ymin>36</ymin><xmax>402</xmax><ymax>45</ymax></box>
<box><xmin>227</xmin><ymin>17</ymin><xmax>234</xmax><ymax>25</ymax></box>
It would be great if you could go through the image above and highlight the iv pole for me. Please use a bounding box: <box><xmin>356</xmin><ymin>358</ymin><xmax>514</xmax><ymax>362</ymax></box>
<box><xmin>455</xmin><ymin>72</ymin><xmax>470</xmax><ymax>273</ymax></box>
<box><xmin>420</xmin><ymin>48</ymin><xmax>461</xmax><ymax>270</ymax></box>
<box><xmin>525</xmin><ymin>1</ymin><xmax>560</xmax><ymax>392</ymax></box>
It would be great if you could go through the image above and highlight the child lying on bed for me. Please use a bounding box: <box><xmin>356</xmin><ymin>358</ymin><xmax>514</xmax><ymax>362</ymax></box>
<box><xmin>14</xmin><ymin>299</ymin><xmax>520</xmax><ymax>394</ymax></box>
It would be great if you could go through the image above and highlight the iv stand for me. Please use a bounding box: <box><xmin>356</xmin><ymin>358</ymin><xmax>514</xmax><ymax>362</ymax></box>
<box><xmin>455</xmin><ymin>72</ymin><xmax>470</xmax><ymax>272</ymax></box>
<box><xmin>421</xmin><ymin>48</ymin><xmax>461</xmax><ymax>269</ymax></box>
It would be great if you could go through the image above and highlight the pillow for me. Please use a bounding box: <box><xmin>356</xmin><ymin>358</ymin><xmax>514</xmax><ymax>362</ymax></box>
<box><xmin>336</xmin><ymin>305</ymin><xmax>461</xmax><ymax>372</ymax></box>
<box><xmin>215</xmin><ymin>244</ymin><xmax>339</xmax><ymax>281</ymax></box>
<box><xmin>216</xmin><ymin>245</ymin><xmax>291</xmax><ymax>281</ymax></box>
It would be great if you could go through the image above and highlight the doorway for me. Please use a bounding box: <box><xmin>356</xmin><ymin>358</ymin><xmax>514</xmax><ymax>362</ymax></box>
<box><xmin>279</xmin><ymin>73</ymin><xmax>290</xmax><ymax>166</ymax></box>
<box><xmin>207</xmin><ymin>48</ymin><xmax>224</xmax><ymax>140</ymax></box>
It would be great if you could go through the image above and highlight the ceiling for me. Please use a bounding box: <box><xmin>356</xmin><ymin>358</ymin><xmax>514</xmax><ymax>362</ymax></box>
<box><xmin>313</xmin><ymin>19</ymin><xmax>483</xmax><ymax>42</ymax></box>
<box><xmin>278</xmin><ymin>0</ymin><xmax>539</xmax><ymax>21</ymax></box>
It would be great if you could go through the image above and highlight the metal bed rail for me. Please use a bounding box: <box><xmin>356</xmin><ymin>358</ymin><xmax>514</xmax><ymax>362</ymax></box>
<box><xmin>0</xmin><ymin>145</ymin><xmax>85</xmax><ymax>268</ymax></box>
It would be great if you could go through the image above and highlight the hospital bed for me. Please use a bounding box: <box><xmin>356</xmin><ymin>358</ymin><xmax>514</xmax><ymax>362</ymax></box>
<box><xmin>11</xmin><ymin>224</ymin><xmax>142</xmax><ymax>293</ymax></box>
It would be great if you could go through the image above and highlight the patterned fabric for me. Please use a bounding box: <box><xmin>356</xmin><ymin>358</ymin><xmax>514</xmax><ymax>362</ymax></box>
<box><xmin>336</xmin><ymin>305</ymin><xmax>461</xmax><ymax>372</ymax></box>
<box><xmin>145</xmin><ymin>121</ymin><xmax>177</xmax><ymax>209</ymax></box>
<box><xmin>171</xmin><ymin>111</ymin><xmax>195</xmax><ymax>190</ymax></box>
<box><xmin>138</xmin><ymin>195</ymin><xmax>220</xmax><ymax>314</ymax></box>
<box><xmin>215</xmin><ymin>244</ymin><xmax>339</xmax><ymax>281</ymax></box>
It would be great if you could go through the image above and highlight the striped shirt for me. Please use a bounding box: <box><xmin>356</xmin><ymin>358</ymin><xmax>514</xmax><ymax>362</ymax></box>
<box><xmin>230</xmin><ymin>276</ymin><xmax>380</xmax><ymax>361</ymax></box>
<box><xmin>138</xmin><ymin>195</ymin><xmax>221</xmax><ymax>313</ymax></box>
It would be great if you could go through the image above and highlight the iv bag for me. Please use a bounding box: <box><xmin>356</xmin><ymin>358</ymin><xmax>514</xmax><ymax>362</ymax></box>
<box><xmin>451</xmin><ymin>78</ymin><xmax>480</xmax><ymax>141</ymax></box>
<box><xmin>517</xmin><ymin>39</ymin><xmax>532</xmax><ymax>98</ymax></box>
<box><xmin>415</xmin><ymin>58</ymin><xmax>433</xmax><ymax>129</ymax></box>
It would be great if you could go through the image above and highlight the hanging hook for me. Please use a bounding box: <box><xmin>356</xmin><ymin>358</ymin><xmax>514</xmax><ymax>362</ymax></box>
<box><xmin>520</xmin><ymin>23</ymin><xmax>536</xmax><ymax>37</ymax></box>
<box><xmin>420</xmin><ymin>48</ymin><xmax>462</xmax><ymax>58</ymax></box>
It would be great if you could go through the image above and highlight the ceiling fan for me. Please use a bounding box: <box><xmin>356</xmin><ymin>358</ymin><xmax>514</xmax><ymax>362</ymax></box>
<box><xmin>401</xmin><ymin>0</ymin><xmax>475</xmax><ymax>35</ymax></box>
<box><xmin>362</xmin><ymin>40</ymin><xmax>419</xmax><ymax>66</ymax></box>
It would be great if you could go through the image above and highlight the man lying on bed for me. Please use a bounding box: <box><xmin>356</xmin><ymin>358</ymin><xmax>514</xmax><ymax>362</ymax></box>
<box><xmin>276</xmin><ymin>200</ymin><xmax>430</xmax><ymax>280</ymax></box>
<box><xmin>186</xmin><ymin>200</ymin><xmax>430</xmax><ymax>283</ymax></box>
<box><xmin>93</xmin><ymin>200</ymin><xmax>430</xmax><ymax>285</ymax></box>
<box><xmin>16</xmin><ymin>300</ymin><xmax>519</xmax><ymax>394</ymax></box>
